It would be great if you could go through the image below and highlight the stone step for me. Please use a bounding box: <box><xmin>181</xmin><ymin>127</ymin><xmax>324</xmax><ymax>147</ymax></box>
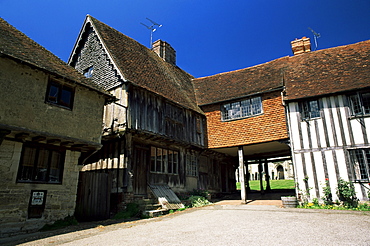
<box><xmin>142</xmin><ymin>208</ymin><xmax>169</xmax><ymax>218</ymax></box>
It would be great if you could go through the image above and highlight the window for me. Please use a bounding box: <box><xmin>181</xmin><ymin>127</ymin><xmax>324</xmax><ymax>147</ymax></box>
<box><xmin>83</xmin><ymin>66</ymin><xmax>94</xmax><ymax>78</ymax></box>
<box><xmin>17</xmin><ymin>143</ymin><xmax>65</xmax><ymax>184</ymax></box>
<box><xmin>186</xmin><ymin>154</ymin><xmax>197</xmax><ymax>176</ymax></box>
<box><xmin>46</xmin><ymin>80</ymin><xmax>74</xmax><ymax>109</ymax></box>
<box><xmin>348</xmin><ymin>92</ymin><xmax>370</xmax><ymax>116</ymax></box>
<box><xmin>349</xmin><ymin>149</ymin><xmax>370</xmax><ymax>182</ymax></box>
<box><xmin>299</xmin><ymin>99</ymin><xmax>320</xmax><ymax>120</ymax></box>
<box><xmin>221</xmin><ymin>96</ymin><xmax>262</xmax><ymax>121</ymax></box>
<box><xmin>150</xmin><ymin>146</ymin><xmax>178</xmax><ymax>174</ymax></box>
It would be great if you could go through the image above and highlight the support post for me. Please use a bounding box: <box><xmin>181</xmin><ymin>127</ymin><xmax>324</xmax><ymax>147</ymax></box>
<box><xmin>258</xmin><ymin>159</ymin><xmax>264</xmax><ymax>195</ymax></box>
<box><xmin>238</xmin><ymin>146</ymin><xmax>247</xmax><ymax>203</ymax></box>
<box><xmin>264</xmin><ymin>159</ymin><xmax>271</xmax><ymax>192</ymax></box>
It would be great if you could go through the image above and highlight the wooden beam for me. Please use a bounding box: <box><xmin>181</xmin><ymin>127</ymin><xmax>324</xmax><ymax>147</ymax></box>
<box><xmin>47</xmin><ymin>139</ymin><xmax>61</xmax><ymax>144</ymax></box>
<box><xmin>15</xmin><ymin>133</ymin><xmax>29</xmax><ymax>142</ymax></box>
<box><xmin>32</xmin><ymin>136</ymin><xmax>46</xmax><ymax>142</ymax></box>
<box><xmin>238</xmin><ymin>146</ymin><xmax>247</xmax><ymax>204</ymax></box>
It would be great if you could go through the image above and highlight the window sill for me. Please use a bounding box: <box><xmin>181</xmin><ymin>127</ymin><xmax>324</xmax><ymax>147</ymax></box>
<box><xmin>17</xmin><ymin>180</ymin><xmax>62</xmax><ymax>185</ymax></box>
<box><xmin>349</xmin><ymin>114</ymin><xmax>370</xmax><ymax>120</ymax></box>
<box><xmin>45</xmin><ymin>101</ymin><xmax>73</xmax><ymax>111</ymax></box>
<box><xmin>222</xmin><ymin>112</ymin><xmax>264</xmax><ymax>122</ymax></box>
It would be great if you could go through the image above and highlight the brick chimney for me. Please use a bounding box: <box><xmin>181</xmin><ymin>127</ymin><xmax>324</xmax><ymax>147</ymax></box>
<box><xmin>291</xmin><ymin>37</ymin><xmax>311</xmax><ymax>55</ymax></box>
<box><xmin>152</xmin><ymin>40</ymin><xmax>176</xmax><ymax>65</ymax></box>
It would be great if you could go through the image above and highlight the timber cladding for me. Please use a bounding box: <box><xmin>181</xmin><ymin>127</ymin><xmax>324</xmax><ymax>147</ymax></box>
<box><xmin>202</xmin><ymin>91</ymin><xmax>288</xmax><ymax>148</ymax></box>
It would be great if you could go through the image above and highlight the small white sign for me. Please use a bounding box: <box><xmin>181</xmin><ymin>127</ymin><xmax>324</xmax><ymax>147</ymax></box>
<box><xmin>31</xmin><ymin>191</ymin><xmax>45</xmax><ymax>206</ymax></box>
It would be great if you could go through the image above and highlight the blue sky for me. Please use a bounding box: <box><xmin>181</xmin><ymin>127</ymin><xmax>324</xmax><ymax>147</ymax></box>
<box><xmin>1</xmin><ymin>0</ymin><xmax>369</xmax><ymax>78</ymax></box>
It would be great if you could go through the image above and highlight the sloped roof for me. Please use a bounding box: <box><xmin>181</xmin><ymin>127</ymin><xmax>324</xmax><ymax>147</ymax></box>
<box><xmin>284</xmin><ymin>40</ymin><xmax>370</xmax><ymax>101</ymax></box>
<box><xmin>193</xmin><ymin>40</ymin><xmax>370</xmax><ymax>104</ymax></box>
<box><xmin>74</xmin><ymin>15</ymin><xmax>202</xmax><ymax>113</ymax></box>
<box><xmin>193</xmin><ymin>57</ymin><xmax>288</xmax><ymax>105</ymax></box>
<box><xmin>0</xmin><ymin>18</ymin><xmax>112</xmax><ymax>98</ymax></box>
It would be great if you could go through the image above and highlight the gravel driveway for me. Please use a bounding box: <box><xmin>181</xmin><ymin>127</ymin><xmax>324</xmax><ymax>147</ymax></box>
<box><xmin>5</xmin><ymin>203</ymin><xmax>369</xmax><ymax>246</ymax></box>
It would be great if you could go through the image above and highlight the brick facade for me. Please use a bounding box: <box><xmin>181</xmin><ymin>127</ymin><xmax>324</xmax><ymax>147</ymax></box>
<box><xmin>202</xmin><ymin>91</ymin><xmax>288</xmax><ymax>148</ymax></box>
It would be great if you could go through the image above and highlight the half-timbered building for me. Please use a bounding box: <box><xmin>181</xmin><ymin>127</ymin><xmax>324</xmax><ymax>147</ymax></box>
<box><xmin>285</xmin><ymin>39</ymin><xmax>370</xmax><ymax>202</ymax></box>
<box><xmin>0</xmin><ymin>18</ymin><xmax>113</xmax><ymax>236</ymax></box>
<box><xmin>193</xmin><ymin>57</ymin><xmax>291</xmax><ymax>202</ymax></box>
<box><xmin>68</xmin><ymin>15</ymin><xmax>235</xmax><ymax>216</ymax></box>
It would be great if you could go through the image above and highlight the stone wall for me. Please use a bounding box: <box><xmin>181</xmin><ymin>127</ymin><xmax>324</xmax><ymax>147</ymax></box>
<box><xmin>0</xmin><ymin>140</ymin><xmax>81</xmax><ymax>237</ymax></box>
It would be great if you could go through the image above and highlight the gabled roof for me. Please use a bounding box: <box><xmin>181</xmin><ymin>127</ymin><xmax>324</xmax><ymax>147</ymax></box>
<box><xmin>0</xmin><ymin>18</ymin><xmax>113</xmax><ymax>99</ymax></box>
<box><xmin>69</xmin><ymin>15</ymin><xmax>202</xmax><ymax>113</ymax></box>
<box><xmin>284</xmin><ymin>40</ymin><xmax>370</xmax><ymax>101</ymax></box>
<box><xmin>193</xmin><ymin>40</ymin><xmax>370</xmax><ymax>105</ymax></box>
<box><xmin>193</xmin><ymin>57</ymin><xmax>288</xmax><ymax>106</ymax></box>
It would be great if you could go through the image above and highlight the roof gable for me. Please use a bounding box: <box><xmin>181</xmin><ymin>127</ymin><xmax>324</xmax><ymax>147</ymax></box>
<box><xmin>69</xmin><ymin>15</ymin><xmax>202</xmax><ymax>113</ymax></box>
<box><xmin>0</xmin><ymin>18</ymin><xmax>111</xmax><ymax>97</ymax></box>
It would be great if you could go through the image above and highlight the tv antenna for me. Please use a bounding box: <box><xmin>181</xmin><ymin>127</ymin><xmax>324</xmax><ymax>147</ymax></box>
<box><xmin>141</xmin><ymin>18</ymin><xmax>162</xmax><ymax>49</ymax></box>
<box><xmin>308</xmin><ymin>27</ymin><xmax>321</xmax><ymax>51</ymax></box>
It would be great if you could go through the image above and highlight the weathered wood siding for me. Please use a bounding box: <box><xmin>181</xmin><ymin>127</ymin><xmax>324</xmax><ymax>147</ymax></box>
<box><xmin>287</xmin><ymin>94</ymin><xmax>370</xmax><ymax>201</ymax></box>
<box><xmin>128</xmin><ymin>88</ymin><xmax>205</xmax><ymax>147</ymax></box>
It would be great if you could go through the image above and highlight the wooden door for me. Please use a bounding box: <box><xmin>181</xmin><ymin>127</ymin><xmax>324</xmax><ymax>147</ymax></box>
<box><xmin>133</xmin><ymin>146</ymin><xmax>148</xmax><ymax>195</ymax></box>
<box><xmin>75</xmin><ymin>171</ymin><xmax>112</xmax><ymax>221</ymax></box>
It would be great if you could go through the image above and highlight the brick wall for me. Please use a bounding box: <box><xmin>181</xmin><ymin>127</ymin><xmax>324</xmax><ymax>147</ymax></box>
<box><xmin>202</xmin><ymin>91</ymin><xmax>288</xmax><ymax>148</ymax></box>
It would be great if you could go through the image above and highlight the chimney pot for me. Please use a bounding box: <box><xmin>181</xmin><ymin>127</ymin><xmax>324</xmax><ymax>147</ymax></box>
<box><xmin>152</xmin><ymin>40</ymin><xmax>176</xmax><ymax>65</ymax></box>
<box><xmin>291</xmin><ymin>37</ymin><xmax>311</xmax><ymax>55</ymax></box>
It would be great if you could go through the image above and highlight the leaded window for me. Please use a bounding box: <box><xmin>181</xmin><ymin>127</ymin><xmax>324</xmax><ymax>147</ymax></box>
<box><xmin>222</xmin><ymin>96</ymin><xmax>263</xmax><ymax>121</ymax></box>
<box><xmin>299</xmin><ymin>99</ymin><xmax>320</xmax><ymax>120</ymax></box>
<box><xmin>349</xmin><ymin>149</ymin><xmax>370</xmax><ymax>182</ymax></box>
<box><xmin>348</xmin><ymin>92</ymin><xmax>370</xmax><ymax>116</ymax></box>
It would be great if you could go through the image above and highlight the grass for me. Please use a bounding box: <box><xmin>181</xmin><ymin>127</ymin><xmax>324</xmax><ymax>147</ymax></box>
<box><xmin>236</xmin><ymin>179</ymin><xmax>295</xmax><ymax>190</ymax></box>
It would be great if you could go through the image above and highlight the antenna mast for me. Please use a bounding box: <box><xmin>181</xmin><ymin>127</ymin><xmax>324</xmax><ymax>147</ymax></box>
<box><xmin>141</xmin><ymin>18</ymin><xmax>162</xmax><ymax>49</ymax></box>
<box><xmin>308</xmin><ymin>27</ymin><xmax>321</xmax><ymax>51</ymax></box>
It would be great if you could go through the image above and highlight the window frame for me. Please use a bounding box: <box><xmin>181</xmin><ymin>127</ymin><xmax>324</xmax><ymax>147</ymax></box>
<box><xmin>348</xmin><ymin>92</ymin><xmax>370</xmax><ymax>117</ymax></box>
<box><xmin>150</xmin><ymin>146</ymin><xmax>179</xmax><ymax>174</ymax></box>
<box><xmin>348</xmin><ymin>149</ymin><xmax>370</xmax><ymax>182</ymax></box>
<box><xmin>299</xmin><ymin>99</ymin><xmax>321</xmax><ymax>121</ymax></box>
<box><xmin>17</xmin><ymin>143</ymin><xmax>66</xmax><ymax>184</ymax></box>
<box><xmin>83</xmin><ymin>66</ymin><xmax>94</xmax><ymax>78</ymax></box>
<box><xmin>221</xmin><ymin>96</ymin><xmax>263</xmax><ymax>121</ymax></box>
<box><xmin>186</xmin><ymin>153</ymin><xmax>198</xmax><ymax>177</ymax></box>
<box><xmin>45</xmin><ymin>79</ymin><xmax>75</xmax><ymax>110</ymax></box>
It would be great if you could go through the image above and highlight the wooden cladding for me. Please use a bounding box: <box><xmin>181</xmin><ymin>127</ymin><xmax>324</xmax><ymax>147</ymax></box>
<box><xmin>129</xmin><ymin>88</ymin><xmax>205</xmax><ymax>146</ymax></box>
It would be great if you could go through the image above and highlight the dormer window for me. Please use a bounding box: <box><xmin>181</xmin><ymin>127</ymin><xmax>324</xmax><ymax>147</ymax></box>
<box><xmin>83</xmin><ymin>66</ymin><xmax>94</xmax><ymax>78</ymax></box>
<box><xmin>46</xmin><ymin>80</ymin><xmax>74</xmax><ymax>109</ymax></box>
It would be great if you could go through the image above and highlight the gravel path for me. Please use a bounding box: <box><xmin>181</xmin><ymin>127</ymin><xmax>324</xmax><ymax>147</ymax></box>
<box><xmin>8</xmin><ymin>204</ymin><xmax>370</xmax><ymax>246</ymax></box>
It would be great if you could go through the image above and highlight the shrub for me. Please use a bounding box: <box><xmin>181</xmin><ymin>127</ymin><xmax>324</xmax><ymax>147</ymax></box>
<box><xmin>40</xmin><ymin>215</ymin><xmax>78</xmax><ymax>231</ymax></box>
<box><xmin>188</xmin><ymin>195</ymin><xmax>211</xmax><ymax>207</ymax></box>
<box><xmin>322</xmin><ymin>179</ymin><xmax>333</xmax><ymax>205</ymax></box>
<box><xmin>114</xmin><ymin>203</ymin><xmax>139</xmax><ymax>220</ymax></box>
<box><xmin>336</xmin><ymin>179</ymin><xmax>358</xmax><ymax>208</ymax></box>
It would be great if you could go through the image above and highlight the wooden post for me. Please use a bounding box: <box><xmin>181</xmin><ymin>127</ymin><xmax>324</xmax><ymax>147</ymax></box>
<box><xmin>264</xmin><ymin>159</ymin><xmax>271</xmax><ymax>192</ymax></box>
<box><xmin>258</xmin><ymin>159</ymin><xmax>264</xmax><ymax>195</ymax></box>
<box><xmin>238</xmin><ymin>146</ymin><xmax>247</xmax><ymax>203</ymax></box>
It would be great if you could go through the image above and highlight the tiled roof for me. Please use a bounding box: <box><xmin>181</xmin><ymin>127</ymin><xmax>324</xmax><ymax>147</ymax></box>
<box><xmin>284</xmin><ymin>40</ymin><xmax>370</xmax><ymax>100</ymax></box>
<box><xmin>193</xmin><ymin>40</ymin><xmax>370</xmax><ymax>104</ymax></box>
<box><xmin>193</xmin><ymin>57</ymin><xmax>288</xmax><ymax>105</ymax></box>
<box><xmin>87</xmin><ymin>16</ymin><xmax>202</xmax><ymax>113</ymax></box>
<box><xmin>0</xmin><ymin>18</ymin><xmax>112</xmax><ymax>98</ymax></box>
